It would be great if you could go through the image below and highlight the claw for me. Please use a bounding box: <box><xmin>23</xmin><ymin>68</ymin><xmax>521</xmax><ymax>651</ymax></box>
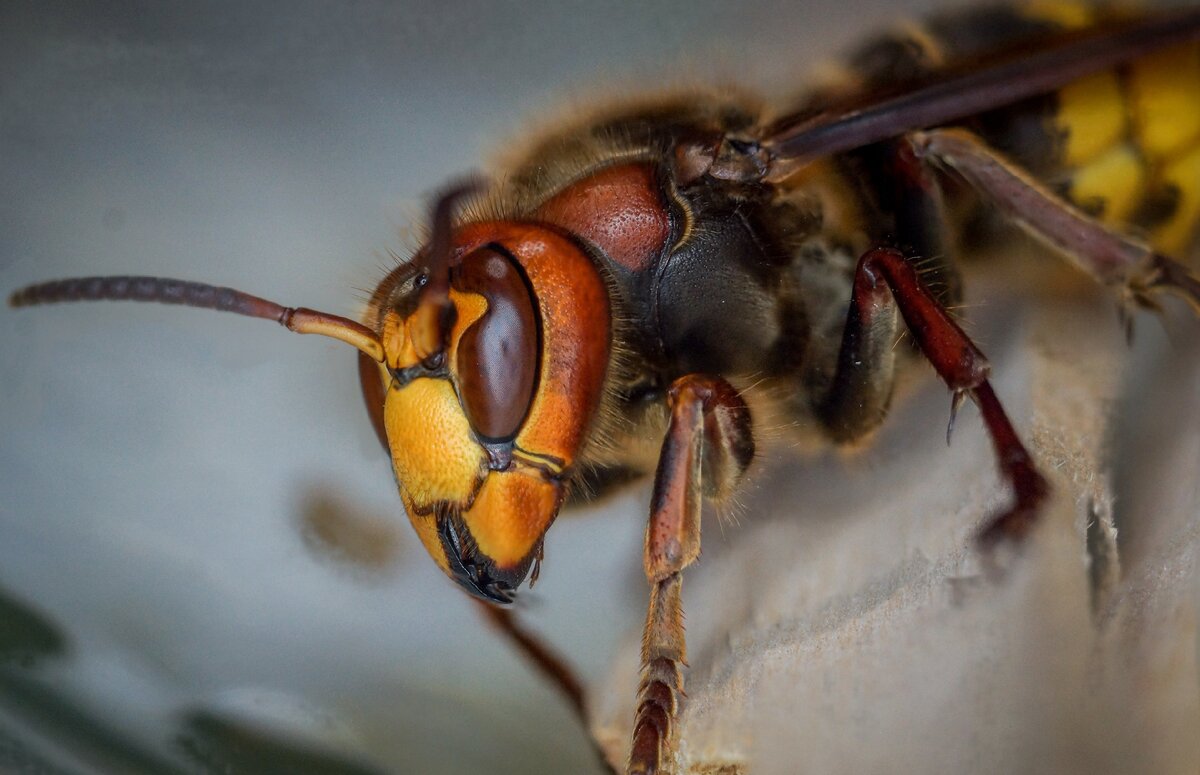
<box><xmin>1145</xmin><ymin>254</ymin><xmax>1200</xmax><ymax>315</ymax></box>
<box><xmin>1128</xmin><ymin>254</ymin><xmax>1200</xmax><ymax>317</ymax></box>
<box><xmin>1117</xmin><ymin>253</ymin><xmax>1200</xmax><ymax>343</ymax></box>
<box><xmin>946</xmin><ymin>389</ymin><xmax>967</xmax><ymax>446</ymax></box>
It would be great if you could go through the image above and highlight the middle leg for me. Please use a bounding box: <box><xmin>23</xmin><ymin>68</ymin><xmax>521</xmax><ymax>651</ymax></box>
<box><xmin>816</xmin><ymin>245</ymin><xmax>1049</xmax><ymax>544</ymax></box>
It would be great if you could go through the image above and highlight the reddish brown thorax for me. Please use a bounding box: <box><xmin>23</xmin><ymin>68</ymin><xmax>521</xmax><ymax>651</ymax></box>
<box><xmin>535</xmin><ymin>162</ymin><xmax>672</xmax><ymax>273</ymax></box>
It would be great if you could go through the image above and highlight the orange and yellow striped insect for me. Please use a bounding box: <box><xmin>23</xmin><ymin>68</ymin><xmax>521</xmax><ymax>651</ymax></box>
<box><xmin>10</xmin><ymin>3</ymin><xmax>1200</xmax><ymax>772</ymax></box>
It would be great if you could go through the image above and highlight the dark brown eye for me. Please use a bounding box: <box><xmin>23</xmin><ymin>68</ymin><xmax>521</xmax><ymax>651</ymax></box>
<box><xmin>453</xmin><ymin>247</ymin><xmax>539</xmax><ymax>442</ymax></box>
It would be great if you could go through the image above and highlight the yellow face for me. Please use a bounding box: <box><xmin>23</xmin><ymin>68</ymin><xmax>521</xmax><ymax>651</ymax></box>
<box><xmin>372</xmin><ymin>222</ymin><xmax>612</xmax><ymax>603</ymax></box>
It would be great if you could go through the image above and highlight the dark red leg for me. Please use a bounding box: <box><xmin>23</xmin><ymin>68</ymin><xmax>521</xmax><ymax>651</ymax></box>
<box><xmin>817</xmin><ymin>135</ymin><xmax>966</xmax><ymax>443</ymax></box>
<box><xmin>477</xmin><ymin>602</ymin><xmax>617</xmax><ymax>774</ymax></box>
<box><xmin>851</xmin><ymin>247</ymin><xmax>1049</xmax><ymax>543</ymax></box>
<box><xmin>477</xmin><ymin>602</ymin><xmax>588</xmax><ymax>720</ymax></box>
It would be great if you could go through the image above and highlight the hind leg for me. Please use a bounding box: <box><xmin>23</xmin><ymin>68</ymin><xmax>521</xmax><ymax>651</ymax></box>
<box><xmin>911</xmin><ymin>128</ymin><xmax>1200</xmax><ymax>323</ymax></box>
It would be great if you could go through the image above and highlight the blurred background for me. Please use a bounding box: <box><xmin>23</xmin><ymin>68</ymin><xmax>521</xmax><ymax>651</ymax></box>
<box><xmin>0</xmin><ymin>0</ymin><xmax>950</xmax><ymax>772</ymax></box>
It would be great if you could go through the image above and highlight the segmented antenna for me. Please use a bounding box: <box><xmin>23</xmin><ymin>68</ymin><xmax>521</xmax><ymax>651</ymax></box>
<box><xmin>410</xmin><ymin>177</ymin><xmax>484</xmax><ymax>361</ymax></box>
<box><xmin>9</xmin><ymin>275</ymin><xmax>384</xmax><ymax>362</ymax></box>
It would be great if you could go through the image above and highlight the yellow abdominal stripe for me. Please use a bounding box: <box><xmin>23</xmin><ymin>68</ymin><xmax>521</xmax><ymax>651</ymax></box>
<box><xmin>1057</xmin><ymin>73</ymin><xmax>1126</xmax><ymax>168</ymax></box>
<box><xmin>1051</xmin><ymin>39</ymin><xmax>1200</xmax><ymax>253</ymax></box>
<box><xmin>1068</xmin><ymin>145</ymin><xmax>1145</xmax><ymax>226</ymax></box>
<box><xmin>1127</xmin><ymin>44</ymin><xmax>1200</xmax><ymax>254</ymax></box>
<box><xmin>1129</xmin><ymin>44</ymin><xmax>1200</xmax><ymax>161</ymax></box>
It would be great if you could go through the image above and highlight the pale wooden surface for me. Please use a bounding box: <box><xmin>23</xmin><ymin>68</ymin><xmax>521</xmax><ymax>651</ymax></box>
<box><xmin>592</xmin><ymin>294</ymin><xmax>1200</xmax><ymax>775</ymax></box>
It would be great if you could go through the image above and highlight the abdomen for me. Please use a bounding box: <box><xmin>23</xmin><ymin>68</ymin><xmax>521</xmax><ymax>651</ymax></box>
<box><xmin>834</xmin><ymin>1</ymin><xmax>1200</xmax><ymax>258</ymax></box>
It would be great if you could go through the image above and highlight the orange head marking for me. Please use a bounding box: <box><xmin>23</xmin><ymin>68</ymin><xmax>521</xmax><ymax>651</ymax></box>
<box><xmin>373</xmin><ymin>206</ymin><xmax>613</xmax><ymax>603</ymax></box>
<box><xmin>8</xmin><ymin>182</ymin><xmax>613</xmax><ymax>606</ymax></box>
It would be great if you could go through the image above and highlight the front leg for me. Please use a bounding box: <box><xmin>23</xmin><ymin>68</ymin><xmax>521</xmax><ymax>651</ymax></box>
<box><xmin>629</xmin><ymin>375</ymin><xmax>754</xmax><ymax>775</ymax></box>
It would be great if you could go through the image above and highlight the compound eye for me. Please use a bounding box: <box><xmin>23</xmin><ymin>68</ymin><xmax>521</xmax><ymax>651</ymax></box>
<box><xmin>453</xmin><ymin>247</ymin><xmax>539</xmax><ymax>442</ymax></box>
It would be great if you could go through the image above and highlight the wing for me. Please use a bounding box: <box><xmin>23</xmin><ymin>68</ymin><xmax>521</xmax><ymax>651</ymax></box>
<box><xmin>760</xmin><ymin>7</ymin><xmax>1200</xmax><ymax>176</ymax></box>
